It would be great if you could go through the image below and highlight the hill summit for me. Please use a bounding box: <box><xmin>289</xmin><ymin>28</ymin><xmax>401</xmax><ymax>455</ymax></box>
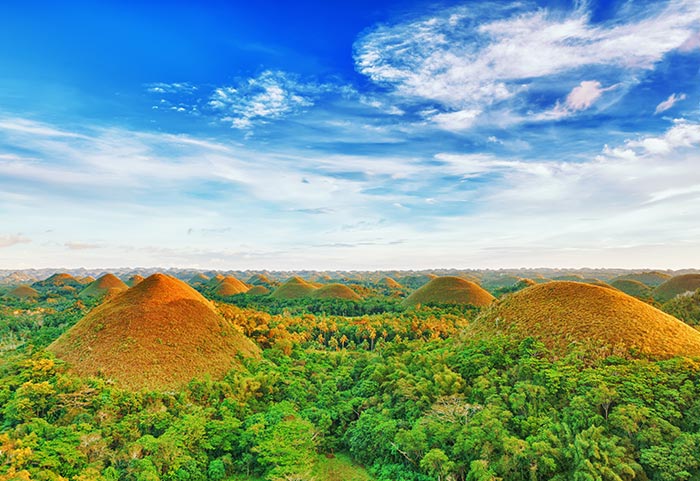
<box><xmin>271</xmin><ymin>276</ymin><xmax>317</xmax><ymax>299</ymax></box>
<box><xmin>653</xmin><ymin>274</ymin><xmax>700</xmax><ymax>303</ymax></box>
<box><xmin>79</xmin><ymin>274</ymin><xmax>129</xmax><ymax>299</ymax></box>
<box><xmin>403</xmin><ymin>276</ymin><xmax>495</xmax><ymax>307</ymax></box>
<box><xmin>48</xmin><ymin>273</ymin><xmax>259</xmax><ymax>390</ymax></box>
<box><xmin>311</xmin><ymin>283</ymin><xmax>361</xmax><ymax>300</ymax></box>
<box><xmin>478</xmin><ymin>281</ymin><xmax>700</xmax><ymax>358</ymax></box>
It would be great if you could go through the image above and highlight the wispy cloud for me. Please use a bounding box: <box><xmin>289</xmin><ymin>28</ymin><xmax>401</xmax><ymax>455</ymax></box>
<box><xmin>655</xmin><ymin>92</ymin><xmax>687</xmax><ymax>114</ymax></box>
<box><xmin>354</xmin><ymin>0</ymin><xmax>700</xmax><ymax>130</ymax></box>
<box><xmin>0</xmin><ymin>234</ymin><xmax>30</xmax><ymax>248</ymax></box>
<box><xmin>145</xmin><ymin>82</ymin><xmax>198</xmax><ymax>94</ymax></box>
<box><xmin>208</xmin><ymin>70</ymin><xmax>319</xmax><ymax>129</ymax></box>
<box><xmin>65</xmin><ymin>241</ymin><xmax>102</xmax><ymax>250</ymax></box>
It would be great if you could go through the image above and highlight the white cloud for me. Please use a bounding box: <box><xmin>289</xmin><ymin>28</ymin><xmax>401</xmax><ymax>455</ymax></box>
<box><xmin>208</xmin><ymin>70</ymin><xmax>320</xmax><ymax>129</ymax></box>
<box><xmin>145</xmin><ymin>82</ymin><xmax>198</xmax><ymax>94</ymax></box>
<box><xmin>655</xmin><ymin>92</ymin><xmax>687</xmax><ymax>114</ymax></box>
<box><xmin>354</xmin><ymin>0</ymin><xmax>700</xmax><ymax>130</ymax></box>
<box><xmin>65</xmin><ymin>242</ymin><xmax>102</xmax><ymax>250</ymax></box>
<box><xmin>0</xmin><ymin>234</ymin><xmax>30</xmax><ymax>248</ymax></box>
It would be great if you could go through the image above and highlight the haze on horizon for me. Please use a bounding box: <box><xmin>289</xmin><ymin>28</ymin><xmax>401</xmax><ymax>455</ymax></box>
<box><xmin>1</xmin><ymin>0</ymin><xmax>699</xmax><ymax>271</ymax></box>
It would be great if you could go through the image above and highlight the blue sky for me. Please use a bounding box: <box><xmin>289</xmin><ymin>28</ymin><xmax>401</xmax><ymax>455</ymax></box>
<box><xmin>1</xmin><ymin>0</ymin><xmax>699</xmax><ymax>270</ymax></box>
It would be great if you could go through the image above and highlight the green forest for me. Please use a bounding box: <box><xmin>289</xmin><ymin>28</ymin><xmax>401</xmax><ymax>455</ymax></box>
<box><xmin>2</xmin><ymin>275</ymin><xmax>700</xmax><ymax>481</ymax></box>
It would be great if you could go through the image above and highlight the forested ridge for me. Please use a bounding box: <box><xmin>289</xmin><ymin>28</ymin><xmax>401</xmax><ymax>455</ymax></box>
<box><xmin>2</xmin><ymin>284</ymin><xmax>700</xmax><ymax>481</ymax></box>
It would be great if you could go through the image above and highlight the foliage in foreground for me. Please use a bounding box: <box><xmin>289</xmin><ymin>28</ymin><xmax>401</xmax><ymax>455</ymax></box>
<box><xmin>2</xmin><ymin>295</ymin><xmax>700</xmax><ymax>480</ymax></box>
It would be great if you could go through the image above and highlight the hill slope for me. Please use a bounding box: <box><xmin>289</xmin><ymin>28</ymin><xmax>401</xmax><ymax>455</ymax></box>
<box><xmin>311</xmin><ymin>283</ymin><xmax>361</xmax><ymax>301</ymax></box>
<box><xmin>79</xmin><ymin>274</ymin><xmax>129</xmax><ymax>299</ymax></box>
<box><xmin>213</xmin><ymin>276</ymin><xmax>250</xmax><ymax>296</ymax></box>
<box><xmin>613</xmin><ymin>271</ymin><xmax>671</xmax><ymax>287</ymax></box>
<box><xmin>403</xmin><ymin>276</ymin><xmax>494</xmax><ymax>307</ymax></box>
<box><xmin>271</xmin><ymin>276</ymin><xmax>317</xmax><ymax>299</ymax></box>
<box><xmin>610</xmin><ymin>279</ymin><xmax>652</xmax><ymax>299</ymax></box>
<box><xmin>48</xmin><ymin>273</ymin><xmax>259</xmax><ymax>390</ymax></box>
<box><xmin>479</xmin><ymin>281</ymin><xmax>700</xmax><ymax>358</ymax></box>
<box><xmin>8</xmin><ymin>285</ymin><xmax>39</xmax><ymax>299</ymax></box>
<box><xmin>653</xmin><ymin>274</ymin><xmax>700</xmax><ymax>303</ymax></box>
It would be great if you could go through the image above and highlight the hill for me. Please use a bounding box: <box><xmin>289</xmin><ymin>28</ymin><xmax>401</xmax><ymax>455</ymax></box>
<box><xmin>653</xmin><ymin>274</ymin><xmax>700</xmax><ymax>303</ymax></box>
<box><xmin>311</xmin><ymin>283</ymin><xmax>361</xmax><ymax>301</ymax></box>
<box><xmin>478</xmin><ymin>281</ymin><xmax>700</xmax><ymax>358</ymax></box>
<box><xmin>610</xmin><ymin>279</ymin><xmax>652</xmax><ymax>299</ymax></box>
<box><xmin>247</xmin><ymin>274</ymin><xmax>274</xmax><ymax>286</ymax></box>
<box><xmin>613</xmin><ymin>271</ymin><xmax>672</xmax><ymax>287</ymax></box>
<box><xmin>378</xmin><ymin>277</ymin><xmax>402</xmax><ymax>289</ymax></box>
<box><xmin>7</xmin><ymin>285</ymin><xmax>39</xmax><ymax>299</ymax></box>
<box><xmin>271</xmin><ymin>276</ymin><xmax>317</xmax><ymax>299</ymax></box>
<box><xmin>403</xmin><ymin>276</ymin><xmax>495</xmax><ymax>307</ymax></box>
<box><xmin>48</xmin><ymin>273</ymin><xmax>260</xmax><ymax>390</ymax></box>
<box><xmin>127</xmin><ymin>274</ymin><xmax>145</xmax><ymax>287</ymax></box>
<box><xmin>79</xmin><ymin>274</ymin><xmax>129</xmax><ymax>299</ymax></box>
<box><xmin>189</xmin><ymin>273</ymin><xmax>210</xmax><ymax>285</ymax></box>
<box><xmin>247</xmin><ymin>285</ymin><xmax>270</xmax><ymax>295</ymax></box>
<box><xmin>213</xmin><ymin>276</ymin><xmax>250</xmax><ymax>296</ymax></box>
<box><xmin>32</xmin><ymin>273</ymin><xmax>82</xmax><ymax>289</ymax></box>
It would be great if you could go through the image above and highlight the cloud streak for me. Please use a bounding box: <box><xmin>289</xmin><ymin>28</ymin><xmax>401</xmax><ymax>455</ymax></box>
<box><xmin>354</xmin><ymin>0</ymin><xmax>700</xmax><ymax>130</ymax></box>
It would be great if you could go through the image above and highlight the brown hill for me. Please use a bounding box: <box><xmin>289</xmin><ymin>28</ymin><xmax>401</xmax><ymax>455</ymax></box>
<box><xmin>403</xmin><ymin>276</ymin><xmax>495</xmax><ymax>307</ymax></box>
<box><xmin>478</xmin><ymin>281</ymin><xmax>700</xmax><ymax>358</ymax></box>
<box><xmin>213</xmin><ymin>276</ymin><xmax>250</xmax><ymax>296</ymax></box>
<box><xmin>378</xmin><ymin>277</ymin><xmax>402</xmax><ymax>289</ymax></box>
<box><xmin>204</xmin><ymin>274</ymin><xmax>226</xmax><ymax>288</ymax></box>
<box><xmin>33</xmin><ymin>273</ymin><xmax>81</xmax><ymax>289</ymax></box>
<box><xmin>48</xmin><ymin>273</ymin><xmax>259</xmax><ymax>390</ymax></box>
<box><xmin>78</xmin><ymin>276</ymin><xmax>95</xmax><ymax>285</ymax></box>
<box><xmin>610</xmin><ymin>279</ymin><xmax>652</xmax><ymax>299</ymax></box>
<box><xmin>79</xmin><ymin>274</ymin><xmax>129</xmax><ymax>299</ymax></box>
<box><xmin>613</xmin><ymin>271</ymin><xmax>672</xmax><ymax>287</ymax></box>
<box><xmin>311</xmin><ymin>284</ymin><xmax>361</xmax><ymax>301</ymax></box>
<box><xmin>653</xmin><ymin>275</ymin><xmax>700</xmax><ymax>303</ymax></box>
<box><xmin>271</xmin><ymin>276</ymin><xmax>317</xmax><ymax>299</ymax></box>
<box><xmin>189</xmin><ymin>273</ymin><xmax>210</xmax><ymax>285</ymax></box>
<box><xmin>247</xmin><ymin>274</ymin><xmax>274</xmax><ymax>286</ymax></box>
<box><xmin>247</xmin><ymin>285</ymin><xmax>270</xmax><ymax>295</ymax></box>
<box><xmin>8</xmin><ymin>285</ymin><xmax>39</xmax><ymax>299</ymax></box>
<box><xmin>127</xmin><ymin>274</ymin><xmax>145</xmax><ymax>287</ymax></box>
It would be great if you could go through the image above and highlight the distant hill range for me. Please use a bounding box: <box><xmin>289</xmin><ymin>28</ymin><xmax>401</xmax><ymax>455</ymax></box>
<box><xmin>3</xmin><ymin>267</ymin><xmax>698</xmax><ymax>286</ymax></box>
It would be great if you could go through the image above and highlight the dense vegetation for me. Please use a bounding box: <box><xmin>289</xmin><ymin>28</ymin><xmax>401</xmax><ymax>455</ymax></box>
<box><xmin>2</xmin><ymin>285</ymin><xmax>700</xmax><ymax>480</ymax></box>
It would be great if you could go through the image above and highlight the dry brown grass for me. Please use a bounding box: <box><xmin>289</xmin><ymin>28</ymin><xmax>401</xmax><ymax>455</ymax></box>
<box><xmin>48</xmin><ymin>273</ymin><xmax>260</xmax><ymax>390</ymax></box>
<box><xmin>613</xmin><ymin>271</ymin><xmax>672</xmax><ymax>287</ymax></box>
<box><xmin>213</xmin><ymin>276</ymin><xmax>250</xmax><ymax>296</ymax></box>
<box><xmin>379</xmin><ymin>277</ymin><xmax>402</xmax><ymax>289</ymax></box>
<box><xmin>188</xmin><ymin>273</ymin><xmax>210</xmax><ymax>285</ymax></box>
<box><xmin>247</xmin><ymin>285</ymin><xmax>270</xmax><ymax>295</ymax></box>
<box><xmin>610</xmin><ymin>279</ymin><xmax>652</xmax><ymax>299</ymax></box>
<box><xmin>271</xmin><ymin>276</ymin><xmax>318</xmax><ymax>299</ymax></box>
<box><xmin>247</xmin><ymin>274</ymin><xmax>273</xmax><ymax>286</ymax></box>
<box><xmin>8</xmin><ymin>285</ymin><xmax>39</xmax><ymax>299</ymax></box>
<box><xmin>478</xmin><ymin>281</ymin><xmax>700</xmax><ymax>358</ymax></box>
<box><xmin>127</xmin><ymin>274</ymin><xmax>145</xmax><ymax>287</ymax></box>
<box><xmin>33</xmin><ymin>273</ymin><xmax>80</xmax><ymax>288</ymax></box>
<box><xmin>311</xmin><ymin>284</ymin><xmax>361</xmax><ymax>301</ymax></box>
<box><xmin>403</xmin><ymin>276</ymin><xmax>495</xmax><ymax>307</ymax></box>
<box><xmin>79</xmin><ymin>274</ymin><xmax>129</xmax><ymax>299</ymax></box>
<box><xmin>653</xmin><ymin>274</ymin><xmax>700</xmax><ymax>303</ymax></box>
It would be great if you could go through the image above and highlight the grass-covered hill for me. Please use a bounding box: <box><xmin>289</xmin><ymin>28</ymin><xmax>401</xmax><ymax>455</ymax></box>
<box><xmin>311</xmin><ymin>283</ymin><xmax>362</xmax><ymax>301</ymax></box>
<box><xmin>478</xmin><ymin>281</ymin><xmax>700</xmax><ymax>358</ymax></box>
<box><xmin>403</xmin><ymin>276</ymin><xmax>495</xmax><ymax>307</ymax></box>
<box><xmin>653</xmin><ymin>274</ymin><xmax>700</xmax><ymax>303</ymax></box>
<box><xmin>78</xmin><ymin>273</ymin><xmax>128</xmax><ymax>299</ymax></box>
<box><xmin>48</xmin><ymin>273</ymin><xmax>259</xmax><ymax>390</ymax></box>
<box><xmin>271</xmin><ymin>276</ymin><xmax>318</xmax><ymax>299</ymax></box>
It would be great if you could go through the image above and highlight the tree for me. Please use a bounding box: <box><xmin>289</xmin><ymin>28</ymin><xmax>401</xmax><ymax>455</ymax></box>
<box><xmin>420</xmin><ymin>449</ymin><xmax>454</xmax><ymax>481</ymax></box>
